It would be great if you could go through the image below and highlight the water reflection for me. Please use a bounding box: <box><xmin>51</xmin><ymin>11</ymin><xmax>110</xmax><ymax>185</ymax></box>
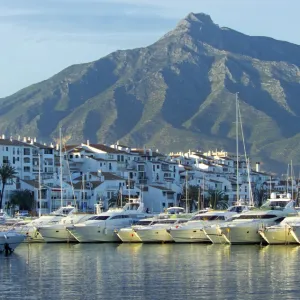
<box><xmin>1</xmin><ymin>243</ymin><xmax>300</xmax><ymax>299</ymax></box>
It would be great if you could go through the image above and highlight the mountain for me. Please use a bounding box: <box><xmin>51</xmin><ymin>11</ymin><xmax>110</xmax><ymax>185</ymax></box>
<box><xmin>1</xmin><ymin>12</ymin><xmax>300</xmax><ymax>173</ymax></box>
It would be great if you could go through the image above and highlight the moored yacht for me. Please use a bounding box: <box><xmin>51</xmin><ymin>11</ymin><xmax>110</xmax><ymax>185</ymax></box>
<box><xmin>12</xmin><ymin>205</ymin><xmax>77</xmax><ymax>243</ymax></box>
<box><xmin>258</xmin><ymin>215</ymin><xmax>300</xmax><ymax>245</ymax></box>
<box><xmin>115</xmin><ymin>218</ymin><xmax>154</xmax><ymax>243</ymax></box>
<box><xmin>37</xmin><ymin>213</ymin><xmax>95</xmax><ymax>243</ymax></box>
<box><xmin>134</xmin><ymin>217</ymin><xmax>189</xmax><ymax>243</ymax></box>
<box><xmin>168</xmin><ymin>205</ymin><xmax>249</xmax><ymax>243</ymax></box>
<box><xmin>67</xmin><ymin>199</ymin><xmax>152</xmax><ymax>243</ymax></box>
<box><xmin>218</xmin><ymin>193</ymin><xmax>296</xmax><ymax>244</ymax></box>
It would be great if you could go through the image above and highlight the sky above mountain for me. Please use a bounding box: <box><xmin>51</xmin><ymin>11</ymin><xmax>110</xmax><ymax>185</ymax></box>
<box><xmin>1</xmin><ymin>0</ymin><xmax>300</xmax><ymax>97</ymax></box>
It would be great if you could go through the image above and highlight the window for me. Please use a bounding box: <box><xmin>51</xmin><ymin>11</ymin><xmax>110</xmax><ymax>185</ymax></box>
<box><xmin>24</xmin><ymin>166</ymin><xmax>31</xmax><ymax>172</ymax></box>
<box><xmin>153</xmin><ymin>165</ymin><xmax>155</xmax><ymax>172</ymax></box>
<box><xmin>24</xmin><ymin>157</ymin><xmax>30</xmax><ymax>163</ymax></box>
<box><xmin>24</xmin><ymin>148</ymin><xmax>30</xmax><ymax>155</ymax></box>
<box><xmin>13</xmin><ymin>157</ymin><xmax>15</xmax><ymax>164</ymax></box>
<box><xmin>6</xmin><ymin>147</ymin><xmax>8</xmax><ymax>151</ymax></box>
<box><xmin>3</xmin><ymin>156</ymin><xmax>8</xmax><ymax>164</ymax></box>
<box><xmin>157</xmin><ymin>165</ymin><xmax>160</xmax><ymax>169</ymax></box>
<box><xmin>70</xmin><ymin>155</ymin><xmax>73</xmax><ymax>159</ymax></box>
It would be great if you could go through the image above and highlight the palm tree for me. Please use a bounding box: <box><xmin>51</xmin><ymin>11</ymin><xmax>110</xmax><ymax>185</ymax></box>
<box><xmin>0</xmin><ymin>164</ymin><xmax>17</xmax><ymax>210</ymax></box>
<box><xmin>207</xmin><ymin>189</ymin><xmax>228</xmax><ymax>209</ymax></box>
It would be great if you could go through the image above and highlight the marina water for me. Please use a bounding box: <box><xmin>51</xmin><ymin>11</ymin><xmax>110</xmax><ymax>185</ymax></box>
<box><xmin>1</xmin><ymin>243</ymin><xmax>300</xmax><ymax>300</ymax></box>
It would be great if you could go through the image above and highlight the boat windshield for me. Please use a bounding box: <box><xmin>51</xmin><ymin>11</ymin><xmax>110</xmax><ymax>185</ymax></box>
<box><xmin>261</xmin><ymin>200</ymin><xmax>293</xmax><ymax>210</ymax></box>
<box><xmin>191</xmin><ymin>215</ymin><xmax>226</xmax><ymax>221</ymax></box>
<box><xmin>231</xmin><ymin>214</ymin><xmax>279</xmax><ymax>220</ymax></box>
<box><xmin>87</xmin><ymin>216</ymin><xmax>110</xmax><ymax>221</ymax></box>
<box><xmin>135</xmin><ymin>220</ymin><xmax>153</xmax><ymax>226</ymax></box>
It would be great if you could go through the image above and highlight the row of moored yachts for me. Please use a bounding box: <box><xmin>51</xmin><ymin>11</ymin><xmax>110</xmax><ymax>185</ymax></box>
<box><xmin>1</xmin><ymin>192</ymin><xmax>300</xmax><ymax>253</ymax></box>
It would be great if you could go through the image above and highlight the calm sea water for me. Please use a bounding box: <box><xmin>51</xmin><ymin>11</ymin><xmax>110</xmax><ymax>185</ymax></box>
<box><xmin>0</xmin><ymin>243</ymin><xmax>300</xmax><ymax>300</ymax></box>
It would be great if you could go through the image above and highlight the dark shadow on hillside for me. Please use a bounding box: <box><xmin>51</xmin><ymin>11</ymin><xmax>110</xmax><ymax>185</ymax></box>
<box><xmin>106</xmin><ymin>87</ymin><xmax>144</xmax><ymax>142</ymax></box>
<box><xmin>36</xmin><ymin>90</ymin><xmax>69</xmax><ymax>138</ymax></box>
<box><xmin>68</xmin><ymin>59</ymin><xmax>118</xmax><ymax>110</ymax></box>
<box><xmin>161</xmin><ymin>56</ymin><xmax>213</xmax><ymax>129</ymax></box>
<box><xmin>83</xmin><ymin>110</ymin><xmax>103</xmax><ymax>143</ymax></box>
<box><xmin>224</xmin><ymin>58</ymin><xmax>300</xmax><ymax>138</ymax></box>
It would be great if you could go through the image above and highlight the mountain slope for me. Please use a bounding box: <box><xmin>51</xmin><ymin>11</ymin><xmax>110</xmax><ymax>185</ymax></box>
<box><xmin>1</xmin><ymin>12</ymin><xmax>300</xmax><ymax>172</ymax></box>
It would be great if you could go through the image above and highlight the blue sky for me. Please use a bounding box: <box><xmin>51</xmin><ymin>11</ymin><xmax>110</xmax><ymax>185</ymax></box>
<box><xmin>1</xmin><ymin>0</ymin><xmax>299</xmax><ymax>97</ymax></box>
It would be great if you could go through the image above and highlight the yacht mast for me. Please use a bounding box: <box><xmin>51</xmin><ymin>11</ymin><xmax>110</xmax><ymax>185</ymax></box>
<box><xmin>59</xmin><ymin>127</ymin><xmax>63</xmax><ymax>208</ymax></box>
<box><xmin>38</xmin><ymin>152</ymin><xmax>42</xmax><ymax>217</ymax></box>
<box><xmin>185</xmin><ymin>171</ymin><xmax>188</xmax><ymax>213</ymax></box>
<box><xmin>236</xmin><ymin>92</ymin><xmax>239</xmax><ymax>203</ymax></box>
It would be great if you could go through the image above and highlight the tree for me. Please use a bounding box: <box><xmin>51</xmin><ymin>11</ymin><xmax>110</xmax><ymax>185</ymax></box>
<box><xmin>207</xmin><ymin>189</ymin><xmax>228</xmax><ymax>209</ymax></box>
<box><xmin>0</xmin><ymin>164</ymin><xmax>17</xmax><ymax>210</ymax></box>
<box><xmin>253</xmin><ymin>185</ymin><xmax>268</xmax><ymax>207</ymax></box>
<box><xmin>181</xmin><ymin>185</ymin><xmax>202</xmax><ymax>212</ymax></box>
<box><xmin>9</xmin><ymin>189</ymin><xmax>35</xmax><ymax>211</ymax></box>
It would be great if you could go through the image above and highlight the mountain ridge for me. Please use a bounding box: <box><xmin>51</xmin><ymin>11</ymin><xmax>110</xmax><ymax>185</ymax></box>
<box><xmin>1</xmin><ymin>12</ymin><xmax>300</xmax><ymax>173</ymax></box>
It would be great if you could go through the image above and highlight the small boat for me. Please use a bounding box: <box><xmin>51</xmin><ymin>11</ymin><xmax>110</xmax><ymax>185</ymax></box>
<box><xmin>0</xmin><ymin>231</ymin><xmax>26</xmax><ymax>253</ymax></box>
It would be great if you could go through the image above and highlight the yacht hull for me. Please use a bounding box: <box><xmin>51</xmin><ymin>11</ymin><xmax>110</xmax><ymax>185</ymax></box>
<box><xmin>203</xmin><ymin>226</ymin><xmax>228</xmax><ymax>244</ymax></box>
<box><xmin>259</xmin><ymin>226</ymin><xmax>297</xmax><ymax>245</ymax></box>
<box><xmin>135</xmin><ymin>228</ymin><xmax>173</xmax><ymax>243</ymax></box>
<box><xmin>67</xmin><ymin>225</ymin><xmax>121</xmax><ymax>243</ymax></box>
<box><xmin>290</xmin><ymin>226</ymin><xmax>300</xmax><ymax>244</ymax></box>
<box><xmin>169</xmin><ymin>228</ymin><xmax>210</xmax><ymax>243</ymax></box>
<box><xmin>116</xmin><ymin>228</ymin><xmax>141</xmax><ymax>243</ymax></box>
<box><xmin>38</xmin><ymin>226</ymin><xmax>77</xmax><ymax>243</ymax></box>
<box><xmin>13</xmin><ymin>226</ymin><xmax>44</xmax><ymax>243</ymax></box>
<box><xmin>220</xmin><ymin>224</ymin><xmax>264</xmax><ymax>244</ymax></box>
<box><xmin>0</xmin><ymin>233</ymin><xmax>26</xmax><ymax>252</ymax></box>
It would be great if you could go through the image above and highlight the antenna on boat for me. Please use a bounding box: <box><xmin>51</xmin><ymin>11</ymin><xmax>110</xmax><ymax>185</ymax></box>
<box><xmin>38</xmin><ymin>152</ymin><xmax>42</xmax><ymax>218</ymax></box>
<box><xmin>59</xmin><ymin>127</ymin><xmax>63</xmax><ymax>208</ymax></box>
<box><xmin>185</xmin><ymin>171</ymin><xmax>188</xmax><ymax>213</ymax></box>
<box><xmin>236</xmin><ymin>92</ymin><xmax>239</xmax><ymax>204</ymax></box>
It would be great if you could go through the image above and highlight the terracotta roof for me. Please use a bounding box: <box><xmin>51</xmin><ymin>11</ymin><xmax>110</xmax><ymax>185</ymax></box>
<box><xmin>63</xmin><ymin>144</ymin><xmax>81</xmax><ymax>151</ymax></box>
<box><xmin>0</xmin><ymin>139</ymin><xmax>35</xmax><ymax>147</ymax></box>
<box><xmin>88</xmin><ymin>144</ymin><xmax>127</xmax><ymax>154</ymax></box>
<box><xmin>90</xmin><ymin>157</ymin><xmax>106</xmax><ymax>161</ymax></box>
<box><xmin>22</xmin><ymin>179</ymin><xmax>40</xmax><ymax>188</ymax></box>
<box><xmin>149</xmin><ymin>185</ymin><xmax>175</xmax><ymax>192</ymax></box>
<box><xmin>72</xmin><ymin>180</ymin><xmax>103</xmax><ymax>190</ymax></box>
<box><xmin>101</xmin><ymin>172</ymin><xmax>125</xmax><ymax>181</ymax></box>
<box><xmin>131</xmin><ymin>149</ymin><xmax>164</xmax><ymax>157</ymax></box>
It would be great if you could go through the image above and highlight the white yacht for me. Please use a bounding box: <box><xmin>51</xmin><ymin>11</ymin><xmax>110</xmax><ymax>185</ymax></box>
<box><xmin>168</xmin><ymin>205</ymin><xmax>249</xmax><ymax>243</ymax></box>
<box><xmin>37</xmin><ymin>213</ymin><xmax>95</xmax><ymax>243</ymax></box>
<box><xmin>12</xmin><ymin>205</ymin><xmax>77</xmax><ymax>243</ymax></box>
<box><xmin>0</xmin><ymin>211</ymin><xmax>22</xmax><ymax>226</ymax></box>
<box><xmin>134</xmin><ymin>217</ymin><xmax>189</xmax><ymax>243</ymax></box>
<box><xmin>67</xmin><ymin>199</ymin><xmax>151</xmax><ymax>243</ymax></box>
<box><xmin>115</xmin><ymin>218</ymin><xmax>154</xmax><ymax>243</ymax></box>
<box><xmin>258</xmin><ymin>215</ymin><xmax>300</xmax><ymax>245</ymax></box>
<box><xmin>0</xmin><ymin>231</ymin><xmax>26</xmax><ymax>253</ymax></box>
<box><xmin>217</xmin><ymin>193</ymin><xmax>296</xmax><ymax>244</ymax></box>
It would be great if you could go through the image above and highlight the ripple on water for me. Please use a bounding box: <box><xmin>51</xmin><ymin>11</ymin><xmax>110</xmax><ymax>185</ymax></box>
<box><xmin>0</xmin><ymin>243</ymin><xmax>300</xmax><ymax>300</ymax></box>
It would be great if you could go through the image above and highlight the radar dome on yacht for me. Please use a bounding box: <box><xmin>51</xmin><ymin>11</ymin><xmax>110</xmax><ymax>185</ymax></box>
<box><xmin>287</xmin><ymin>193</ymin><xmax>292</xmax><ymax>199</ymax></box>
<box><xmin>270</xmin><ymin>192</ymin><xmax>276</xmax><ymax>199</ymax></box>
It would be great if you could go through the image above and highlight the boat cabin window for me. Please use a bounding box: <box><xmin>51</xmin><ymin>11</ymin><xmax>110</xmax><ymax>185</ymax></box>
<box><xmin>136</xmin><ymin>220</ymin><xmax>152</xmax><ymax>226</ymax></box>
<box><xmin>191</xmin><ymin>215</ymin><xmax>225</xmax><ymax>221</ymax></box>
<box><xmin>228</xmin><ymin>206</ymin><xmax>244</xmax><ymax>213</ymax></box>
<box><xmin>110</xmin><ymin>215</ymin><xmax>130</xmax><ymax>220</ymax></box>
<box><xmin>176</xmin><ymin>219</ymin><xmax>188</xmax><ymax>224</ymax></box>
<box><xmin>232</xmin><ymin>214</ymin><xmax>278</xmax><ymax>220</ymax></box>
<box><xmin>88</xmin><ymin>216</ymin><xmax>110</xmax><ymax>221</ymax></box>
